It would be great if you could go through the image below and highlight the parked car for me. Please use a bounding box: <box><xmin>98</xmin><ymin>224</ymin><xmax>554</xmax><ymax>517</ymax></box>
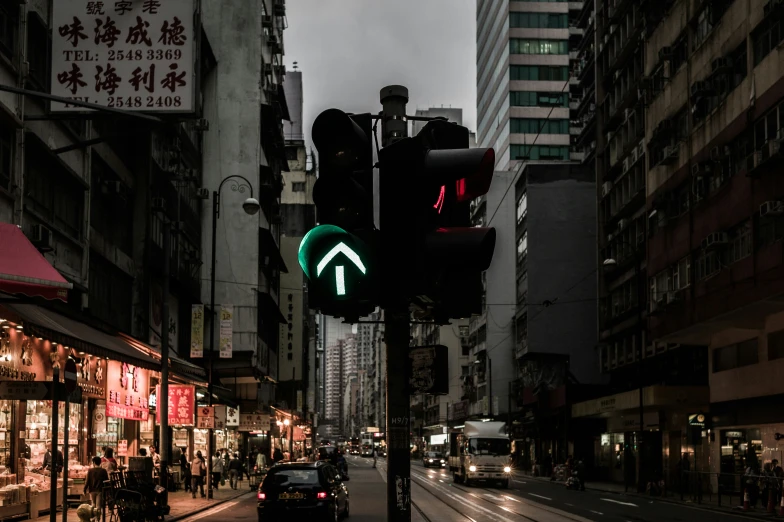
<box><xmin>257</xmin><ymin>462</ymin><xmax>349</xmax><ymax>521</ymax></box>
<box><xmin>422</xmin><ymin>451</ymin><xmax>445</xmax><ymax>468</ymax></box>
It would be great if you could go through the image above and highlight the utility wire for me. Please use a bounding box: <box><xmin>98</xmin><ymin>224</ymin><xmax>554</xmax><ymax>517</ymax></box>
<box><xmin>486</xmin><ymin>79</ymin><xmax>572</xmax><ymax>228</ymax></box>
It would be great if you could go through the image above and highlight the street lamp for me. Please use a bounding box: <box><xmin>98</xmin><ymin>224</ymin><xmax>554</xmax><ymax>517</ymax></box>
<box><xmin>603</xmin><ymin>242</ymin><xmax>646</xmax><ymax>494</ymax></box>
<box><xmin>207</xmin><ymin>175</ymin><xmax>259</xmax><ymax>498</ymax></box>
<box><xmin>475</xmin><ymin>358</ymin><xmax>492</xmax><ymax>418</ymax></box>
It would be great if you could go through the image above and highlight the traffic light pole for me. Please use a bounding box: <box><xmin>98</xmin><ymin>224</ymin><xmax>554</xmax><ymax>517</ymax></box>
<box><xmin>380</xmin><ymin>85</ymin><xmax>412</xmax><ymax>522</ymax></box>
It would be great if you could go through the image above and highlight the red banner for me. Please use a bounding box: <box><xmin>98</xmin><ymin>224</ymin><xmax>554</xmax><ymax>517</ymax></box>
<box><xmin>156</xmin><ymin>384</ymin><xmax>195</xmax><ymax>426</ymax></box>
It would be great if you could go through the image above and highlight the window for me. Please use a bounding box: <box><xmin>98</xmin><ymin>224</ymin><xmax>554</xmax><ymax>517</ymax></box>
<box><xmin>759</xmin><ymin>214</ymin><xmax>784</xmax><ymax>246</ymax></box>
<box><xmin>670</xmin><ymin>35</ymin><xmax>688</xmax><ymax>74</ymax></box>
<box><xmin>89</xmin><ymin>253</ymin><xmax>133</xmax><ymax>333</ymax></box>
<box><xmin>510</xmin><ymin>12</ymin><xmax>568</xmax><ymax>29</ymax></box>
<box><xmin>509</xmin><ymin>39</ymin><xmax>569</xmax><ymax>55</ymax></box>
<box><xmin>695</xmin><ymin>250</ymin><xmax>721</xmax><ymax>280</ymax></box>
<box><xmin>517</xmin><ymin>232</ymin><xmax>528</xmax><ymax>260</ymax></box>
<box><xmin>768</xmin><ymin>330</ymin><xmax>784</xmax><ymax>361</ymax></box>
<box><xmin>0</xmin><ymin>1</ymin><xmax>18</xmax><ymax>59</ymax></box>
<box><xmin>0</xmin><ymin>124</ymin><xmax>12</xmax><ymax>190</ymax></box>
<box><xmin>285</xmin><ymin>147</ymin><xmax>298</xmax><ymax>161</ymax></box>
<box><xmin>510</xmin><ymin>65</ymin><xmax>569</xmax><ymax>81</ymax></box>
<box><xmin>517</xmin><ymin>272</ymin><xmax>528</xmax><ymax>305</ymax></box>
<box><xmin>510</xmin><ymin>91</ymin><xmax>568</xmax><ymax>108</ymax></box>
<box><xmin>516</xmin><ymin>192</ymin><xmax>527</xmax><ymax>223</ymax></box>
<box><xmin>26</xmin><ymin>12</ymin><xmax>49</xmax><ymax>91</ymax></box>
<box><xmin>752</xmin><ymin>13</ymin><xmax>783</xmax><ymax>65</ymax></box>
<box><xmin>713</xmin><ymin>338</ymin><xmax>759</xmax><ymax>372</ymax></box>
<box><xmin>728</xmin><ymin>221</ymin><xmax>752</xmax><ymax>264</ymax></box>
<box><xmin>511</xmin><ymin>118</ymin><xmax>569</xmax><ymax>134</ymax></box>
<box><xmin>292</xmin><ymin>182</ymin><xmax>306</xmax><ymax>192</ymax></box>
<box><xmin>510</xmin><ymin>145</ymin><xmax>570</xmax><ymax>161</ymax></box>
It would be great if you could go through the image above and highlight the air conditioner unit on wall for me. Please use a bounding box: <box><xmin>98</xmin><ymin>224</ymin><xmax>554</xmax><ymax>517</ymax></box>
<box><xmin>601</xmin><ymin>181</ymin><xmax>612</xmax><ymax>197</ymax></box>
<box><xmin>701</xmin><ymin>231</ymin><xmax>729</xmax><ymax>250</ymax></box>
<box><xmin>31</xmin><ymin>224</ymin><xmax>53</xmax><ymax>252</ymax></box>
<box><xmin>760</xmin><ymin>200</ymin><xmax>784</xmax><ymax>217</ymax></box>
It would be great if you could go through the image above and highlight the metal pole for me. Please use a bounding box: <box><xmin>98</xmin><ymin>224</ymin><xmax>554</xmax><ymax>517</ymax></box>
<box><xmin>488</xmin><ymin>356</ymin><xmax>493</xmax><ymax>418</ymax></box>
<box><xmin>62</xmin><ymin>388</ymin><xmax>69</xmax><ymax>522</ymax></box>
<box><xmin>160</xmin><ymin>221</ymin><xmax>171</xmax><ymax>506</ymax></box>
<box><xmin>207</xmin><ymin>190</ymin><xmax>219</xmax><ymax>499</ymax></box>
<box><xmin>380</xmin><ymin>84</ymin><xmax>411</xmax><ymax>522</ymax></box>
<box><xmin>636</xmin><ymin>254</ymin><xmax>644</xmax><ymax>493</ymax></box>
<box><xmin>508</xmin><ymin>381</ymin><xmax>512</xmax><ymax>431</ymax></box>
<box><xmin>50</xmin><ymin>366</ymin><xmax>59</xmax><ymax>522</ymax></box>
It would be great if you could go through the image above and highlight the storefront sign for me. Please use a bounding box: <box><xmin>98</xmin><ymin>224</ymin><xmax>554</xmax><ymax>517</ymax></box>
<box><xmin>190</xmin><ymin>304</ymin><xmax>204</xmax><ymax>358</ymax></box>
<box><xmin>219</xmin><ymin>305</ymin><xmax>233</xmax><ymax>358</ymax></box>
<box><xmin>213</xmin><ymin>405</ymin><xmax>227</xmax><ymax>430</ymax></box>
<box><xmin>0</xmin><ymin>381</ymin><xmax>49</xmax><ymax>400</ymax></box>
<box><xmin>451</xmin><ymin>400</ymin><xmax>468</xmax><ymax>421</ymax></box>
<box><xmin>0</xmin><ymin>363</ymin><xmax>35</xmax><ymax>381</ymax></box>
<box><xmin>106</xmin><ymin>361</ymin><xmax>150</xmax><ymax>420</ymax></box>
<box><xmin>51</xmin><ymin>0</ymin><xmax>197</xmax><ymax>113</ymax></box>
<box><xmin>197</xmin><ymin>406</ymin><xmax>214</xmax><ymax>429</ymax></box>
<box><xmin>239</xmin><ymin>413</ymin><xmax>269</xmax><ymax>432</ymax></box>
<box><xmin>607</xmin><ymin>412</ymin><xmax>660</xmax><ymax>432</ymax></box>
<box><xmin>226</xmin><ymin>406</ymin><xmax>239</xmax><ymax>427</ymax></box>
<box><xmin>117</xmin><ymin>440</ymin><xmax>128</xmax><ymax>457</ymax></box>
<box><xmin>93</xmin><ymin>402</ymin><xmax>107</xmax><ymax>433</ymax></box>
<box><xmin>158</xmin><ymin>384</ymin><xmax>195</xmax><ymax>426</ymax></box>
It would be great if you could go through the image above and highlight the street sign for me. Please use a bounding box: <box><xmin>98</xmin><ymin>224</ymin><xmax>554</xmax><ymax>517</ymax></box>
<box><xmin>64</xmin><ymin>358</ymin><xmax>78</xmax><ymax>393</ymax></box>
<box><xmin>0</xmin><ymin>381</ymin><xmax>49</xmax><ymax>401</ymax></box>
<box><xmin>197</xmin><ymin>406</ymin><xmax>215</xmax><ymax>429</ymax></box>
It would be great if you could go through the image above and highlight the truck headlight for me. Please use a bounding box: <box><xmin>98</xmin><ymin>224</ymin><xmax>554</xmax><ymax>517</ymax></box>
<box><xmin>469</xmin><ymin>465</ymin><xmax>477</xmax><ymax>472</ymax></box>
<box><xmin>504</xmin><ymin>466</ymin><xmax>511</xmax><ymax>473</ymax></box>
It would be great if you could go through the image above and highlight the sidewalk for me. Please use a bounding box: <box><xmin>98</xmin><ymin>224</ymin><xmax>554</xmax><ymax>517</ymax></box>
<box><xmin>516</xmin><ymin>472</ymin><xmax>778</xmax><ymax>519</ymax></box>
<box><xmin>30</xmin><ymin>484</ymin><xmax>250</xmax><ymax>522</ymax></box>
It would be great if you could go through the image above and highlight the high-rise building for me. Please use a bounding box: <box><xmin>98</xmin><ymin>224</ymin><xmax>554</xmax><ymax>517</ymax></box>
<box><xmin>476</xmin><ymin>1</ymin><xmax>585</xmax><ymax>169</ymax></box>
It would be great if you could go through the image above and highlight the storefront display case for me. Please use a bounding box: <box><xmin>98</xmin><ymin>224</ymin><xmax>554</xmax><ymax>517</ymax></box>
<box><xmin>193</xmin><ymin>429</ymin><xmax>208</xmax><ymax>456</ymax></box>
<box><xmin>25</xmin><ymin>401</ymin><xmax>82</xmax><ymax>471</ymax></box>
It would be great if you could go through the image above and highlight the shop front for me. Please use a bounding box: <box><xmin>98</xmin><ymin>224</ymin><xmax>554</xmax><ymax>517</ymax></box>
<box><xmin>101</xmin><ymin>360</ymin><xmax>153</xmax><ymax>464</ymax></box>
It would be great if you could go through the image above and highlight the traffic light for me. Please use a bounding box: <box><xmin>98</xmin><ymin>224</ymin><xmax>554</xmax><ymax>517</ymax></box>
<box><xmin>379</xmin><ymin>120</ymin><xmax>496</xmax><ymax>319</ymax></box>
<box><xmin>298</xmin><ymin>109</ymin><xmax>378</xmax><ymax>319</ymax></box>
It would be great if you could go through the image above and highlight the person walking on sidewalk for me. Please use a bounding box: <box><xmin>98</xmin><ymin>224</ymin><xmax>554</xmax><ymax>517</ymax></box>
<box><xmin>179</xmin><ymin>449</ymin><xmax>191</xmax><ymax>493</ymax></box>
<box><xmin>228</xmin><ymin>453</ymin><xmax>243</xmax><ymax>489</ymax></box>
<box><xmin>84</xmin><ymin>456</ymin><xmax>109</xmax><ymax>519</ymax></box>
<box><xmin>191</xmin><ymin>451</ymin><xmax>206</xmax><ymax>498</ymax></box>
<box><xmin>212</xmin><ymin>451</ymin><xmax>225</xmax><ymax>489</ymax></box>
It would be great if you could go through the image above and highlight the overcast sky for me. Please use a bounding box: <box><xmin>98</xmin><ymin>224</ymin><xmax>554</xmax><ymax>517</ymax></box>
<box><xmin>283</xmin><ymin>0</ymin><xmax>477</xmax><ymax>148</ymax></box>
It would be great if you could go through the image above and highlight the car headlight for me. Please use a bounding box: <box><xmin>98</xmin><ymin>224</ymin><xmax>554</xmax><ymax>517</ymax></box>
<box><xmin>429</xmin><ymin>459</ymin><xmax>434</xmax><ymax>462</ymax></box>
<box><xmin>504</xmin><ymin>466</ymin><xmax>512</xmax><ymax>473</ymax></box>
<box><xmin>469</xmin><ymin>465</ymin><xmax>477</xmax><ymax>472</ymax></box>
<box><xmin>440</xmin><ymin>460</ymin><xmax>445</xmax><ymax>463</ymax></box>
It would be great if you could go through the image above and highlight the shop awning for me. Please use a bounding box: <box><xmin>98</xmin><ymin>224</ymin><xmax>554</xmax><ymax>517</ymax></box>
<box><xmin>119</xmin><ymin>333</ymin><xmax>206</xmax><ymax>379</ymax></box>
<box><xmin>4</xmin><ymin>303</ymin><xmax>161</xmax><ymax>371</ymax></box>
<box><xmin>0</xmin><ymin>224</ymin><xmax>72</xmax><ymax>302</ymax></box>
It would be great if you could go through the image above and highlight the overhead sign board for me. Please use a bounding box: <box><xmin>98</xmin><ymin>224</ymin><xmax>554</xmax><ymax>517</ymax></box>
<box><xmin>409</xmin><ymin>345</ymin><xmax>449</xmax><ymax>395</ymax></box>
<box><xmin>0</xmin><ymin>381</ymin><xmax>82</xmax><ymax>402</ymax></box>
<box><xmin>51</xmin><ymin>0</ymin><xmax>197</xmax><ymax>113</ymax></box>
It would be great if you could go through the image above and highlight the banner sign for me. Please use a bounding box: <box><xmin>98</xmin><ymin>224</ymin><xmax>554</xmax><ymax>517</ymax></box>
<box><xmin>226</xmin><ymin>406</ymin><xmax>239</xmax><ymax>427</ymax></box>
<box><xmin>296</xmin><ymin>390</ymin><xmax>303</xmax><ymax>412</ymax></box>
<box><xmin>219</xmin><ymin>305</ymin><xmax>233</xmax><ymax>358</ymax></box>
<box><xmin>157</xmin><ymin>384</ymin><xmax>195</xmax><ymax>426</ymax></box>
<box><xmin>213</xmin><ymin>405</ymin><xmax>227</xmax><ymax>430</ymax></box>
<box><xmin>239</xmin><ymin>413</ymin><xmax>269</xmax><ymax>432</ymax></box>
<box><xmin>51</xmin><ymin>0</ymin><xmax>196</xmax><ymax>113</ymax></box>
<box><xmin>190</xmin><ymin>304</ymin><xmax>204</xmax><ymax>358</ymax></box>
<box><xmin>196</xmin><ymin>406</ymin><xmax>214</xmax><ymax>429</ymax></box>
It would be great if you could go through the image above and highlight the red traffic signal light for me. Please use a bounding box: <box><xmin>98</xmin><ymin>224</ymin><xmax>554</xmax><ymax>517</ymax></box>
<box><xmin>424</xmin><ymin>148</ymin><xmax>495</xmax><ymax>203</ymax></box>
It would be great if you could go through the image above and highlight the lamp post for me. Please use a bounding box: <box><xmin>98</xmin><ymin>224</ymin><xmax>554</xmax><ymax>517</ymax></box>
<box><xmin>207</xmin><ymin>175</ymin><xmax>260</xmax><ymax>499</ymax></box>
<box><xmin>603</xmin><ymin>241</ymin><xmax>645</xmax><ymax>494</ymax></box>
<box><xmin>475</xmin><ymin>357</ymin><xmax>492</xmax><ymax>418</ymax></box>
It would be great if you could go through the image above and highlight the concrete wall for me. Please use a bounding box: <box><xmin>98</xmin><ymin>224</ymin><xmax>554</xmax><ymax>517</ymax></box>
<box><xmin>526</xmin><ymin>163</ymin><xmax>601</xmax><ymax>385</ymax></box>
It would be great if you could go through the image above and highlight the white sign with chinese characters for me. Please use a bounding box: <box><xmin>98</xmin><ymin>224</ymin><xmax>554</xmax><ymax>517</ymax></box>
<box><xmin>51</xmin><ymin>0</ymin><xmax>196</xmax><ymax>113</ymax></box>
<box><xmin>219</xmin><ymin>305</ymin><xmax>233</xmax><ymax>359</ymax></box>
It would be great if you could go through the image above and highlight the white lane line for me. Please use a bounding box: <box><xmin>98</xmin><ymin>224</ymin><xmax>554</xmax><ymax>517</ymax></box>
<box><xmin>600</xmin><ymin>498</ymin><xmax>638</xmax><ymax>507</ymax></box>
<box><xmin>590</xmin><ymin>510</ymin><xmax>604</xmax><ymax>515</ymax></box>
<box><xmin>504</xmin><ymin>496</ymin><xmax>520</xmax><ymax>502</ymax></box>
<box><xmin>528</xmin><ymin>493</ymin><xmax>552</xmax><ymax>500</ymax></box>
<box><xmin>565</xmin><ymin>503</ymin><xmax>574</xmax><ymax>506</ymax></box>
<box><xmin>181</xmin><ymin>498</ymin><xmax>244</xmax><ymax>521</ymax></box>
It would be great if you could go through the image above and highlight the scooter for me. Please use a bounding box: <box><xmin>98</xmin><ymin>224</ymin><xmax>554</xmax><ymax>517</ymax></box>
<box><xmin>566</xmin><ymin>470</ymin><xmax>583</xmax><ymax>490</ymax></box>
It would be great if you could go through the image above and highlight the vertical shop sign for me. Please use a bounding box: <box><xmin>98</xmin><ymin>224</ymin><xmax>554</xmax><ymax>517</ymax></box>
<box><xmin>297</xmin><ymin>390</ymin><xmax>303</xmax><ymax>412</ymax></box>
<box><xmin>219</xmin><ymin>305</ymin><xmax>233</xmax><ymax>358</ymax></box>
<box><xmin>117</xmin><ymin>440</ymin><xmax>128</xmax><ymax>457</ymax></box>
<box><xmin>158</xmin><ymin>384</ymin><xmax>195</xmax><ymax>426</ymax></box>
<box><xmin>197</xmin><ymin>406</ymin><xmax>214</xmax><ymax>429</ymax></box>
<box><xmin>190</xmin><ymin>304</ymin><xmax>204</xmax><ymax>358</ymax></box>
<box><xmin>93</xmin><ymin>401</ymin><xmax>107</xmax><ymax>433</ymax></box>
<box><xmin>226</xmin><ymin>406</ymin><xmax>239</xmax><ymax>427</ymax></box>
<box><xmin>51</xmin><ymin>0</ymin><xmax>197</xmax><ymax>113</ymax></box>
<box><xmin>213</xmin><ymin>405</ymin><xmax>227</xmax><ymax>430</ymax></box>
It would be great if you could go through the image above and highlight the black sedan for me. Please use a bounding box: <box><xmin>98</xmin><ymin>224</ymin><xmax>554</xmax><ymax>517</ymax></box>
<box><xmin>422</xmin><ymin>451</ymin><xmax>445</xmax><ymax>468</ymax></box>
<box><xmin>258</xmin><ymin>462</ymin><xmax>350</xmax><ymax>521</ymax></box>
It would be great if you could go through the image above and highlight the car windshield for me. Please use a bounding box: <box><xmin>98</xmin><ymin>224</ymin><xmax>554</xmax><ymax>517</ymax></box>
<box><xmin>468</xmin><ymin>438</ymin><xmax>510</xmax><ymax>456</ymax></box>
<box><xmin>425</xmin><ymin>452</ymin><xmax>439</xmax><ymax>458</ymax></box>
<box><xmin>264</xmin><ymin>469</ymin><xmax>320</xmax><ymax>487</ymax></box>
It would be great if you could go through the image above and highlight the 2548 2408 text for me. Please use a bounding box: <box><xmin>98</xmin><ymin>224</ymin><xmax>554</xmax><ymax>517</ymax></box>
<box><xmin>108</xmin><ymin>95</ymin><xmax>182</xmax><ymax>108</ymax></box>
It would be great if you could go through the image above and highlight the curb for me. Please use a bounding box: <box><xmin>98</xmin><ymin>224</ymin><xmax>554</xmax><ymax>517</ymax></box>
<box><xmin>166</xmin><ymin>490</ymin><xmax>252</xmax><ymax>521</ymax></box>
<box><xmin>515</xmin><ymin>473</ymin><xmax>773</xmax><ymax>520</ymax></box>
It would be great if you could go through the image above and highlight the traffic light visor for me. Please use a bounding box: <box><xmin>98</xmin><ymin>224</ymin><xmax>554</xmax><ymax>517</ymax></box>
<box><xmin>312</xmin><ymin>109</ymin><xmax>371</xmax><ymax>172</ymax></box>
<box><xmin>424</xmin><ymin>148</ymin><xmax>495</xmax><ymax>203</ymax></box>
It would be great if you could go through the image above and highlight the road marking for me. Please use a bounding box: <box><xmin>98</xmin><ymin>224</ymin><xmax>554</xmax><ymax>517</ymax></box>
<box><xmin>601</xmin><ymin>498</ymin><xmax>638</xmax><ymax>507</ymax></box>
<box><xmin>590</xmin><ymin>510</ymin><xmax>604</xmax><ymax>515</ymax></box>
<box><xmin>484</xmin><ymin>494</ymin><xmax>505</xmax><ymax>501</ymax></box>
<box><xmin>565</xmin><ymin>503</ymin><xmax>574</xmax><ymax>506</ymax></box>
<box><xmin>529</xmin><ymin>493</ymin><xmax>552</xmax><ymax>500</ymax></box>
<box><xmin>504</xmin><ymin>496</ymin><xmax>520</xmax><ymax>502</ymax></box>
<box><xmin>180</xmin><ymin>497</ymin><xmax>246</xmax><ymax>521</ymax></box>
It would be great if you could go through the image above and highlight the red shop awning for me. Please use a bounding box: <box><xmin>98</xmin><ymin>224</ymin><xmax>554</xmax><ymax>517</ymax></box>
<box><xmin>0</xmin><ymin>224</ymin><xmax>72</xmax><ymax>301</ymax></box>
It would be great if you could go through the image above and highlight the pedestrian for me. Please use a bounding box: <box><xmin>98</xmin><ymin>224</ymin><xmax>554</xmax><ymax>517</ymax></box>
<box><xmin>191</xmin><ymin>451</ymin><xmax>206</xmax><ymax>498</ymax></box>
<box><xmin>273</xmin><ymin>447</ymin><xmax>284</xmax><ymax>463</ymax></box>
<box><xmin>43</xmin><ymin>442</ymin><xmax>64</xmax><ymax>475</ymax></box>
<box><xmin>256</xmin><ymin>450</ymin><xmax>268</xmax><ymax>472</ymax></box>
<box><xmin>228</xmin><ymin>453</ymin><xmax>243</xmax><ymax>489</ymax></box>
<box><xmin>212</xmin><ymin>451</ymin><xmax>225</xmax><ymax>489</ymax></box>
<box><xmin>149</xmin><ymin>446</ymin><xmax>161</xmax><ymax>469</ymax></box>
<box><xmin>138</xmin><ymin>448</ymin><xmax>147</xmax><ymax>457</ymax></box>
<box><xmin>179</xmin><ymin>449</ymin><xmax>191</xmax><ymax>493</ymax></box>
<box><xmin>100</xmin><ymin>447</ymin><xmax>117</xmax><ymax>473</ymax></box>
<box><xmin>84</xmin><ymin>456</ymin><xmax>109</xmax><ymax>519</ymax></box>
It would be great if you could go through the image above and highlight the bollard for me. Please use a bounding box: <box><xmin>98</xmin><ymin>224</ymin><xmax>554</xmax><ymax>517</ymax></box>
<box><xmin>75</xmin><ymin>504</ymin><xmax>100</xmax><ymax>522</ymax></box>
<box><xmin>743</xmin><ymin>489</ymin><xmax>750</xmax><ymax>511</ymax></box>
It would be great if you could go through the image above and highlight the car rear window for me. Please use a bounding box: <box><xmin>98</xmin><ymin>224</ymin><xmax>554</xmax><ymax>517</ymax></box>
<box><xmin>264</xmin><ymin>469</ymin><xmax>320</xmax><ymax>487</ymax></box>
<box><xmin>426</xmin><ymin>452</ymin><xmax>439</xmax><ymax>457</ymax></box>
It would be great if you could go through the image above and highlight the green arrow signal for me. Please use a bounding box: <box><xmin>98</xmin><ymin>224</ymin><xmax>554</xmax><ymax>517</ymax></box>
<box><xmin>316</xmin><ymin>242</ymin><xmax>367</xmax><ymax>277</ymax></box>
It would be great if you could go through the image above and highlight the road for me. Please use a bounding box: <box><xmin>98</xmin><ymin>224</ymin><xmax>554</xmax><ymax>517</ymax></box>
<box><xmin>179</xmin><ymin>455</ymin><xmax>761</xmax><ymax>522</ymax></box>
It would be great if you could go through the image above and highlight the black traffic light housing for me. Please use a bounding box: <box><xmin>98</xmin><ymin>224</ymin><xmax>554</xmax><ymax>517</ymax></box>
<box><xmin>379</xmin><ymin>120</ymin><xmax>496</xmax><ymax>319</ymax></box>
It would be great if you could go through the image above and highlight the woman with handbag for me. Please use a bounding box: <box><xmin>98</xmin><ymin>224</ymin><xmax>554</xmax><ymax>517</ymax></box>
<box><xmin>190</xmin><ymin>451</ymin><xmax>206</xmax><ymax>498</ymax></box>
